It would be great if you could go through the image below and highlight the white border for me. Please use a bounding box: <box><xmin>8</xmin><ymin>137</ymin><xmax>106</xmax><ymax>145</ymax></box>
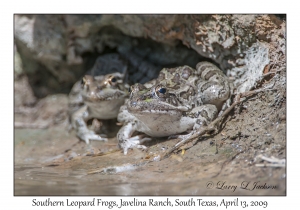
<box><xmin>4</xmin><ymin>0</ymin><xmax>296</xmax><ymax>209</ymax></box>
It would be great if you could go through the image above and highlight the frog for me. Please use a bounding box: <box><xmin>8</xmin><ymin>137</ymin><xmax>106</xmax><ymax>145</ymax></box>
<box><xmin>117</xmin><ymin>61</ymin><xmax>230</xmax><ymax>154</ymax></box>
<box><xmin>68</xmin><ymin>53</ymin><xmax>129</xmax><ymax>144</ymax></box>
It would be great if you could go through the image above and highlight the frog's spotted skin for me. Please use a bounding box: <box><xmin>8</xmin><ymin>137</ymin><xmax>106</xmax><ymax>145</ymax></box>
<box><xmin>68</xmin><ymin>54</ymin><xmax>129</xmax><ymax>144</ymax></box>
<box><xmin>196</xmin><ymin>62</ymin><xmax>231</xmax><ymax>111</ymax></box>
<box><xmin>117</xmin><ymin>62</ymin><xmax>230</xmax><ymax>154</ymax></box>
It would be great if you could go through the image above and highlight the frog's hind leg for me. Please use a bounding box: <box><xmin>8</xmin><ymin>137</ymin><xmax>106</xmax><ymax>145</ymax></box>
<box><xmin>196</xmin><ymin>62</ymin><xmax>231</xmax><ymax>111</ymax></box>
<box><xmin>173</xmin><ymin>104</ymin><xmax>218</xmax><ymax>143</ymax></box>
<box><xmin>191</xmin><ymin>104</ymin><xmax>218</xmax><ymax>129</ymax></box>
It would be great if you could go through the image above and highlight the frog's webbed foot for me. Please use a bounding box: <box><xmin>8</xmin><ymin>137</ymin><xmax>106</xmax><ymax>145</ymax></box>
<box><xmin>117</xmin><ymin>122</ymin><xmax>151</xmax><ymax>155</ymax></box>
<box><xmin>73</xmin><ymin>114</ymin><xmax>108</xmax><ymax>144</ymax></box>
<box><xmin>168</xmin><ymin>134</ymin><xmax>179</xmax><ymax>140</ymax></box>
<box><xmin>167</xmin><ymin>133</ymin><xmax>189</xmax><ymax>140</ymax></box>
<box><xmin>121</xmin><ymin>135</ymin><xmax>151</xmax><ymax>155</ymax></box>
<box><xmin>77</xmin><ymin>127</ymin><xmax>108</xmax><ymax>144</ymax></box>
<box><xmin>174</xmin><ymin>132</ymin><xmax>195</xmax><ymax>144</ymax></box>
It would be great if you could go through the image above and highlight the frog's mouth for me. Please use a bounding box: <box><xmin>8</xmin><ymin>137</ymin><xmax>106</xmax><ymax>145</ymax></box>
<box><xmin>127</xmin><ymin>98</ymin><xmax>189</xmax><ymax>114</ymax></box>
<box><xmin>83</xmin><ymin>89</ymin><xmax>128</xmax><ymax>102</ymax></box>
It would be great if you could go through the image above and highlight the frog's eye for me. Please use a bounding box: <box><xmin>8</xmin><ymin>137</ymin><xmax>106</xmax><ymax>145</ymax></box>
<box><xmin>158</xmin><ymin>87</ymin><xmax>166</xmax><ymax>94</ymax></box>
<box><xmin>155</xmin><ymin>86</ymin><xmax>167</xmax><ymax>97</ymax></box>
<box><xmin>111</xmin><ymin>77</ymin><xmax>117</xmax><ymax>83</ymax></box>
<box><xmin>107</xmin><ymin>75</ymin><xmax>120</xmax><ymax>86</ymax></box>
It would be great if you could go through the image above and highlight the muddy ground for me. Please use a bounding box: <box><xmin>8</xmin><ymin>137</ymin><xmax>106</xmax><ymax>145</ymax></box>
<box><xmin>14</xmin><ymin>68</ymin><xmax>286</xmax><ymax>195</ymax></box>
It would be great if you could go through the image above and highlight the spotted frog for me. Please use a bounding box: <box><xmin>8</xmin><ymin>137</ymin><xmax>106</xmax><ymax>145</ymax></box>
<box><xmin>117</xmin><ymin>62</ymin><xmax>230</xmax><ymax>154</ymax></box>
<box><xmin>68</xmin><ymin>54</ymin><xmax>129</xmax><ymax>144</ymax></box>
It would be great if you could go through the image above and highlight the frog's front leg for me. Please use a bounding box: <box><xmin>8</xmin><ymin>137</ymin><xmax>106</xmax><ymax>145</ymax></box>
<box><xmin>176</xmin><ymin>104</ymin><xmax>218</xmax><ymax>142</ymax></box>
<box><xmin>71</xmin><ymin>105</ymin><xmax>107</xmax><ymax>144</ymax></box>
<box><xmin>117</xmin><ymin>121</ymin><xmax>151</xmax><ymax>155</ymax></box>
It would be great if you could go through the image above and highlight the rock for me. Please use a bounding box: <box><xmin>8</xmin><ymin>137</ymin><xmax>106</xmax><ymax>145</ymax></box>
<box><xmin>14</xmin><ymin>14</ymin><xmax>285</xmax><ymax>97</ymax></box>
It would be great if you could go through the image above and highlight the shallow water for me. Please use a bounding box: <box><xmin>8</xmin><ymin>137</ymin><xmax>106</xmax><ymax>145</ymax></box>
<box><xmin>15</xmin><ymin>164</ymin><xmax>200</xmax><ymax>195</ymax></box>
<box><xmin>14</xmin><ymin>126</ymin><xmax>286</xmax><ymax>196</ymax></box>
<box><xmin>14</xmin><ymin>163</ymin><xmax>285</xmax><ymax>196</ymax></box>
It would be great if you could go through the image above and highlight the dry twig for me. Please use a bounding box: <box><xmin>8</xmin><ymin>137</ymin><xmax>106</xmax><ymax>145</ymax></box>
<box><xmin>255</xmin><ymin>154</ymin><xmax>285</xmax><ymax>168</ymax></box>
<box><xmin>14</xmin><ymin>122</ymin><xmax>49</xmax><ymax>129</ymax></box>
